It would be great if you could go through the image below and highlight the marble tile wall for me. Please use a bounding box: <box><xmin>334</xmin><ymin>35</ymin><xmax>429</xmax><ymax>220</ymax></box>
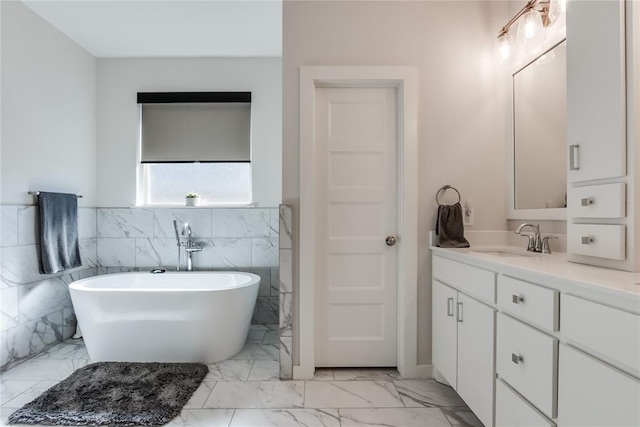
<box><xmin>278</xmin><ymin>204</ymin><xmax>293</xmax><ymax>379</ymax></box>
<box><xmin>1</xmin><ymin>206</ymin><xmax>98</xmax><ymax>371</ymax></box>
<box><xmin>1</xmin><ymin>206</ymin><xmax>281</xmax><ymax>371</ymax></box>
<box><xmin>95</xmin><ymin>207</ymin><xmax>280</xmax><ymax>325</ymax></box>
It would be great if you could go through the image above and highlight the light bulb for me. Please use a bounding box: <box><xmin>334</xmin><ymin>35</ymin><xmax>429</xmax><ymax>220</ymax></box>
<box><xmin>548</xmin><ymin>0</ymin><xmax>567</xmax><ymax>24</ymax></box>
<box><xmin>516</xmin><ymin>9</ymin><xmax>544</xmax><ymax>55</ymax></box>
<box><xmin>495</xmin><ymin>32</ymin><xmax>514</xmax><ymax>64</ymax></box>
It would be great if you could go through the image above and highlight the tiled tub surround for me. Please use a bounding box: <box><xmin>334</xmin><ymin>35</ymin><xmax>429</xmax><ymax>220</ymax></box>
<box><xmin>1</xmin><ymin>206</ymin><xmax>280</xmax><ymax>371</ymax></box>
<box><xmin>1</xmin><ymin>206</ymin><xmax>98</xmax><ymax>371</ymax></box>
<box><xmin>95</xmin><ymin>207</ymin><xmax>280</xmax><ymax>326</ymax></box>
<box><xmin>279</xmin><ymin>204</ymin><xmax>293</xmax><ymax>379</ymax></box>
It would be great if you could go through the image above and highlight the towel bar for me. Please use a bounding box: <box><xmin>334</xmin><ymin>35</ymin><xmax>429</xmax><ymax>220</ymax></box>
<box><xmin>28</xmin><ymin>191</ymin><xmax>83</xmax><ymax>198</ymax></box>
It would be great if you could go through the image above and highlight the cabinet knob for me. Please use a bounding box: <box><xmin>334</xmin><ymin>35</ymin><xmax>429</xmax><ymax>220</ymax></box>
<box><xmin>446</xmin><ymin>297</ymin><xmax>454</xmax><ymax>317</ymax></box>
<box><xmin>512</xmin><ymin>294</ymin><xmax>524</xmax><ymax>304</ymax></box>
<box><xmin>580</xmin><ymin>197</ymin><xmax>594</xmax><ymax>206</ymax></box>
<box><xmin>511</xmin><ymin>353</ymin><xmax>523</xmax><ymax>364</ymax></box>
<box><xmin>581</xmin><ymin>236</ymin><xmax>594</xmax><ymax>245</ymax></box>
<box><xmin>457</xmin><ymin>302</ymin><xmax>463</xmax><ymax>323</ymax></box>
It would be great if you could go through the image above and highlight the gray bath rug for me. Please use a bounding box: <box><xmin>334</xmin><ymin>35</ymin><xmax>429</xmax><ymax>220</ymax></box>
<box><xmin>8</xmin><ymin>362</ymin><xmax>208</xmax><ymax>426</ymax></box>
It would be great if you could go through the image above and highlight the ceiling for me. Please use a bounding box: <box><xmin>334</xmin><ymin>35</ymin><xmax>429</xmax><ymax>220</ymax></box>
<box><xmin>22</xmin><ymin>0</ymin><xmax>282</xmax><ymax>58</ymax></box>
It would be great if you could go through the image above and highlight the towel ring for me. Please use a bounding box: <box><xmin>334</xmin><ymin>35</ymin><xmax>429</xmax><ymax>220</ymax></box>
<box><xmin>436</xmin><ymin>185</ymin><xmax>461</xmax><ymax>206</ymax></box>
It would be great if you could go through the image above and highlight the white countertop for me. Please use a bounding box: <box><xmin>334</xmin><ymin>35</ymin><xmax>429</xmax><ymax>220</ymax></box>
<box><xmin>431</xmin><ymin>245</ymin><xmax>640</xmax><ymax>312</ymax></box>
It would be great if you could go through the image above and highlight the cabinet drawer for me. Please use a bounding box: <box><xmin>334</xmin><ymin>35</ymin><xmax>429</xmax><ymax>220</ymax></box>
<box><xmin>496</xmin><ymin>379</ymin><xmax>555</xmax><ymax>427</ymax></box>
<box><xmin>567</xmin><ymin>223</ymin><xmax>625</xmax><ymax>260</ymax></box>
<box><xmin>558</xmin><ymin>345</ymin><xmax>640</xmax><ymax>427</ymax></box>
<box><xmin>561</xmin><ymin>294</ymin><xmax>640</xmax><ymax>377</ymax></box>
<box><xmin>432</xmin><ymin>256</ymin><xmax>495</xmax><ymax>303</ymax></box>
<box><xmin>497</xmin><ymin>313</ymin><xmax>558</xmax><ymax>418</ymax></box>
<box><xmin>567</xmin><ymin>183</ymin><xmax>625</xmax><ymax>218</ymax></box>
<box><xmin>498</xmin><ymin>276</ymin><xmax>559</xmax><ymax>331</ymax></box>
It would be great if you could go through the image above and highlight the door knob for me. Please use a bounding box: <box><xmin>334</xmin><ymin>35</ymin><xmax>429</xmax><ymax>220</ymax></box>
<box><xmin>385</xmin><ymin>236</ymin><xmax>397</xmax><ymax>246</ymax></box>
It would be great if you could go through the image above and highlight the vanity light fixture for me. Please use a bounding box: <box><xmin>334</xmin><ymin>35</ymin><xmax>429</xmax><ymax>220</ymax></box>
<box><xmin>496</xmin><ymin>0</ymin><xmax>566</xmax><ymax>63</ymax></box>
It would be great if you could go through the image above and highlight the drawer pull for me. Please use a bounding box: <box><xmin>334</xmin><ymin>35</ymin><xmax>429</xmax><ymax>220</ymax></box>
<box><xmin>512</xmin><ymin>294</ymin><xmax>524</xmax><ymax>304</ymax></box>
<box><xmin>511</xmin><ymin>353</ymin><xmax>523</xmax><ymax>364</ymax></box>
<box><xmin>581</xmin><ymin>235</ymin><xmax>594</xmax><ymax>245</ymax></box>
<box><xmin>446</xmin><ymin>297</ymin><xmax>454</xmax><ymax>317</ymax></box>
<box><xmin>457</xmin><ymin>302</ymin><xmax>463</xmax><ymax>323</ymax></box>
<box><xmin>580</xmin><ymin>197</ymin><xmax>594</xmax><ymax>206</ymax></box>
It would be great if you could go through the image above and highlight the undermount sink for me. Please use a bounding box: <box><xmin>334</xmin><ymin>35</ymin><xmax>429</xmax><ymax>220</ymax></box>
<box><xmin>470</xmin><ymin>248</ymin><xmax>534</xmax><ymax>258</ymax></box>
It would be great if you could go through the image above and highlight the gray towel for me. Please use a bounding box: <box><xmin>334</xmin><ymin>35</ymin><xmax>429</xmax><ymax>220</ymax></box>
<box><xmin>38</xmin><ymin>192</ymin><xmax>82</xmax><ymax>274</ymax></box>
<box><xmin>436</xmin><ymin>203</ymin><xmax>470</xmax><ymax>248</ymax></box>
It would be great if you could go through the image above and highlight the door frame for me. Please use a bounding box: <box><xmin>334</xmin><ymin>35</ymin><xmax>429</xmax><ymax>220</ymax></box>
<box><xmin>297</xmin><ymin>66</ymin><xmax>418</xmax><ymax>379</ymax></box>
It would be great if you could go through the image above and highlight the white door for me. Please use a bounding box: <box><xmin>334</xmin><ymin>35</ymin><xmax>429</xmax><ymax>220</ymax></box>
<box><xmin>314</xmin><ymin>86</ymin><xmax>398</xmax><ymax>367</ymax></box>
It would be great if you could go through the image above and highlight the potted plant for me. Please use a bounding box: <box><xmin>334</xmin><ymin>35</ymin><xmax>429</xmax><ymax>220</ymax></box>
<box><xmin>185</xmin><ymin>191</ymin><xmax>200</xmax><ymax>207</ymax></box>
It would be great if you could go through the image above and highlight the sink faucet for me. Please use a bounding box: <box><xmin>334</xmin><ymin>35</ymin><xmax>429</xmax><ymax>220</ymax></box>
<box><xmin>514</xmin><ymin>223</ymin><xmax>557</xmax><ymax>254</ymax></box>
<box><xmin>181</xmin><ymin>223</ymin><xmax>202</xmax><ymax>271</ymax></box>
<box><xmin>514</xmin><ymin>223</ymin><xmax>541</xmax><ymax>252</ymax></box>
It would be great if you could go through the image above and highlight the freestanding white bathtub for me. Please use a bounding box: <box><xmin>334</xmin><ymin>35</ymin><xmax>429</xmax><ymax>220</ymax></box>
<box><xmin>69</xmin><ymin>271</ymin><xmax>260</xmax><ymax>363</ymax></box>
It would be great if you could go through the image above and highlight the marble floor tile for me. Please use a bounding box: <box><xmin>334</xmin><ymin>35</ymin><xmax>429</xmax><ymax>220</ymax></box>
<box><xmin>231</xmin><ymin>343</ymin><xmax>279</xmax><ymax>361</ymax></box>
<box><xmin>247</xmin><ymin>360</ymin><xmax>279</xmax><ymax>381</ymax></box>
<box><xmin>265</xmin><ymin>324</ymin><xmax>279</xmax><ymax>331</ymax></box>
<box><xmin>304</xmin><ymin>381</ymin><xmax>404</xmax><ymax>409</ymax></box>
<box><xmin>312</xmin><ymin>369</ymin><xmax>335</xmax><ymax>381</ymax></box>
<box><xmin>333</xmin><ymin>368</ymin><xmax>404</xmax><ymax>381</ymax></box>
<box><xmin>0</xmin><ymin>359</ymin><xmax>88</xmax><ymax>381</ymax></box>
<box><xmin>249</xmin><ymin>324</ymin><xmax>269</xmax><ymax>332</ymax></box>
<box><xmin>205</xmin><ymin>360</ymin><xmax>253</xmax><ymax>382</ymax></box>
<box><xmin>262</xmin><ymin>331</ymin><xmax>279</xmax><ymax>344</ymax></box>
<box><xmin>1</xmin><ymin>381</ymin><xmax>58</xmax><ymax>408</ymax></box>
<box><xmin>0</xmin><ymin>380</ymin><xmax>39</xmax><ymax>405</ymax></box>
<box><xmin>394</xmin><ymin>380</ymin><xmax>466</xmax><ymax>408</ymax></box>
<box><xmin>339</xmin><ymin>407</ymin><xmax>453</xmax><ymax>427</ymax></box>
<box><xmin>230</xmin><ymin>409</ymin><xmax>340</xmax><ymax>427</ymax></box>
<box><xmin>204</xmin><ymin>381</ymin><xmax>304</xmax><ymax>409</ymax></box>
<box><xmin>164</xmin><ymin>409</ymin><xmax>234</xmax><ymax>427</ymax></box>
<box><xmin>33</xmin><ymin>341</ymin><xmax>89</xmax><ymax>360</ymax></box>
<box><xmin>246</xmin><ymin>329</ymin><xmax>266</xmax><ymax>343</ymax></box>
<box><xmin>441</xmin><ymin>406</ymin><xmax>484</xmax><ymax>427</ymax></box>
<box><xmin>184</xmin><ymin>382</ymin><xmax>216</xmax><ymax>409</ymax></box>
<box><xmin>0</xmin><ymin>407</ymin><xmax>22</xmax><ymax>427</ymax></box>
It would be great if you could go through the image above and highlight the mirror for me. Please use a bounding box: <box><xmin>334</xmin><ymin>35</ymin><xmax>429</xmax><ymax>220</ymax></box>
<box><xmin>513</xmin><ymin>41</ymin><xmax>567</xmax><ymax>210</ymax></box>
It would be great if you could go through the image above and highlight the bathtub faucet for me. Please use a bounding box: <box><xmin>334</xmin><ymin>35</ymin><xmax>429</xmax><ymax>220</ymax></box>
<box><xmin>181</xmin><ymin>223</ymin><xmax>202</xmax><ymax>271</ymax></box>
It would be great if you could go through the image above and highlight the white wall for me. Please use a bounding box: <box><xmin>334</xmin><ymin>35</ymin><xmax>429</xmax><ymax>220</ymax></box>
<box><xmin>97</xmin><ymin>58</ymin><xmax>282</xmax><ymax>207</ymax></box>
<box><xmin>283</xmin><ymin>1</ymin><xmax>509</xmax><ymax>366</ymax></box>
<box><xmin>1</xmin><ymin>1</ymin><xmax>97</xmax><ymax>206</ymax></box>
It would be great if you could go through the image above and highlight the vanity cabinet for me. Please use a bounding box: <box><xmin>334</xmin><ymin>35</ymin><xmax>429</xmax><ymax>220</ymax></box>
<box><xmin>432</xmin><ymin>250</ymin><xmax>640</xmax><ymax>427</ymax></box>
<box><xmin>432</xmin><ymin>258</ymin><xmax>496</xmax><ymax>427</ymax></box>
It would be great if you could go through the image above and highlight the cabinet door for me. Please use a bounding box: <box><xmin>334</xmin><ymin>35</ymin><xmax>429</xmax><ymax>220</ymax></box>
<box><xmin>566</xmin><ymin>0</ymin><xmax>626</xmax><ymax>182</ymax></box>
<box><xmin>457</xmin><ymin>293</ymin><xmax>496</xmax><ymax>427</ymax></box>
<box><xmin>558</xmin><ymin>344</ymin><xmax>640</xmax><ymax>426</ymax></box>
<box><xmin>432</xmin><ymin>280</ymin><xmax>458</xmax><ymax>387</ymax></box>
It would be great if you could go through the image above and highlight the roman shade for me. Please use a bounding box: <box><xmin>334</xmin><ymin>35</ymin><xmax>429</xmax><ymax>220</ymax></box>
<box><xmin>138</xmin><ymin>92</ymin><xmax>251</xmax><ymax>163</ymax></box>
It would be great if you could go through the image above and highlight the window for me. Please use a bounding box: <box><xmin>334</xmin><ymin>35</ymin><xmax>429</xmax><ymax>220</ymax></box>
<box><xmin>137</xmin><ymin>92</ymin><xmax>252</xmax><ymax>205</ymax></box>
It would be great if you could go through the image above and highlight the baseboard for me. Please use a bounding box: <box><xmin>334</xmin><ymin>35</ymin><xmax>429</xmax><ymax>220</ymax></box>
<box><xmin>415</xmin><ymin>364</ymin><xmax>434</xmax><ymax>379</ymax></box>
<box><xmin>292</xmin><ymin>365</ymin><xmax>314</xmax><ymax>380</ymax></box>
